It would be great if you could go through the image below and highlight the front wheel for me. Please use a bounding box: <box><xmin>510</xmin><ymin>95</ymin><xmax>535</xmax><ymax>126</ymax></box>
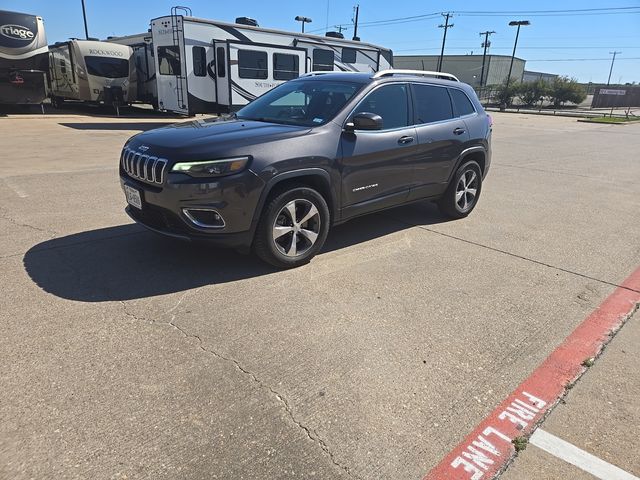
<box><xmin>438</xmin><ymin>161</ymin><xmax>483</xmax><ymax>219</ymax></box>
<box><xmin>254</xmin><ymin>186</ymin><xmax>330</xmax><ymax>268</ymax></box>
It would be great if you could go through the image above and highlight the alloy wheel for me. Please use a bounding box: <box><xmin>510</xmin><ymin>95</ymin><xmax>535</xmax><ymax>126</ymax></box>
<box><xmin>272</xmin><ymin>199</ymin><xmax>321</xmax><ymax>257</ymax></box>
<box><xmin>456</xmin><ymin>169</ymin><xmax>479</xmax><ymax>212</ymax></box>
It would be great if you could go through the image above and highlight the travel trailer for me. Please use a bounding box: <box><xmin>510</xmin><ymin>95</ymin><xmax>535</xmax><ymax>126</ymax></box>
<box><xmin>109</xmin><ymin>7</ymin><xmax>393</xmax><ymax>115</ymax></box>
<box><xmin>48</xmin><ymin>39</ymin><xmax>136</xmax><ymax>108</ymax></box>
<box><xmin>107</xmin><ymin>32</ymin><xmax>157</xmax><ymax>108</ymax></box>
<box><xmin>0</xmin><ymin>9</ymin><xmax>49</xmax><ymax>106</ymax></box>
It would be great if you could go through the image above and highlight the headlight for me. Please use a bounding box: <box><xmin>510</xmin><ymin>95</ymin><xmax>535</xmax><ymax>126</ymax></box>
<box><xmin>170</xmin><ymin>157</ymin><xmax>250</xmax><ymax>178</ymax></box>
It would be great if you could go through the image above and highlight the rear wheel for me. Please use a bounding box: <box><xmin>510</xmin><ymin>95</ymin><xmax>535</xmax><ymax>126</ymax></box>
<box><xmin>50</xmin><ymin>96</ymin><xmax>64</xmax><ymax>109</ymax></box>
<box><xmin>438</xmin><ymin>161</ymin><xmax>483</xmax><ymax>219</ymax></box>
<box><xmin>254</xmin><ymin>186</ymin><xmax>330</xmax><ymax>268</ymax></box>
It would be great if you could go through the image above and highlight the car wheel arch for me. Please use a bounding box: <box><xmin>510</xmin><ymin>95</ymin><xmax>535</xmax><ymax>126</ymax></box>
<box><xmin>250</xmin><ymin>168</ymin><xmax>337</xmax><ymax>235</ymax></box>
<box><xmin>449</xmin><ymin>146</ymin><xmax>487</xmax><ymax>183</ymax></box>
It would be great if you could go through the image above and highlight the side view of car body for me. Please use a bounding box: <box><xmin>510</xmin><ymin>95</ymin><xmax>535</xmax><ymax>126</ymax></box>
<box><xmin>120</xmin><ymin>70</ymin><xmax>492</xmax><ymax>267</ymax></box>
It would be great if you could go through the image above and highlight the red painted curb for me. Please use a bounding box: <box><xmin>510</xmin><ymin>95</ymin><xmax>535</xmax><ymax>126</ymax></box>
<box><xmin>423</xmin><ymin>267</ymin><xmax>640</xmax><ymax>480</ymax></box>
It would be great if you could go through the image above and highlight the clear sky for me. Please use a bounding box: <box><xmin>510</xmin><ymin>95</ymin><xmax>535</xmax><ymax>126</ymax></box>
<box><xmin>4</xmin><ymin>0</ymin><xmax>639</xmax><ymax>83</ymax></box>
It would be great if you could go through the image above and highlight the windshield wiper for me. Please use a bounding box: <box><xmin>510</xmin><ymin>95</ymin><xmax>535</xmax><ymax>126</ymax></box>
<box><xmin>236</xmin><ymin>116</ymin><xmax>303</xmax><ymax>126</ymax></box>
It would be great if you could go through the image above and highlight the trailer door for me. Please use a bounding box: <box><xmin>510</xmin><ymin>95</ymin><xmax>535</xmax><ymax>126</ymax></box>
<box><xmin>152</xmin><ymin>15</ymin><xmax>189</xmax><ymax>115</ymax></box>
<box><xmin>214</xmin><ymin>42</ymin><xmax>229</xmax><ymax>109</ymax></box>
<box><xmin>228</xmin><ymin>44</ymin><xmax>305</xmax><ymax>109</ymax></box>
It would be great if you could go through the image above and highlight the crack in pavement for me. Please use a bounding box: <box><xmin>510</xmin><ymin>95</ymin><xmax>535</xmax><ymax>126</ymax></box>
<box><xmin>0</xmin><ymin>211</ymin><xmax>56</xmax><ymax>237</ymax></box>
<box><xmin>381</xmin><ymin>213</ymin><xmax>640</xmax><ymax>295</ymax></box>
<box><xmin>118</xmin><ymin>296</ymin><xmax>357</xmax><ymax>479</ymax></box>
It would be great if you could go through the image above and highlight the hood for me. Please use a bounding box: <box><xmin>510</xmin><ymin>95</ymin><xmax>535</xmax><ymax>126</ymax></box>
<box><xmin>127</xmin><ymin>117</ymin><xmax>311</xmax><ymax>161</ymax></box>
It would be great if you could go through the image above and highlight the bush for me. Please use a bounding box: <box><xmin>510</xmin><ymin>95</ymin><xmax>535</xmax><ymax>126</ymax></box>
<box><xmin>548</xmin><ymin>77</ymin><xmax>587</xmax><ymax>107</ymax></box>
<box><xmin>518</xmin><ymin>80</ymin><xmax>551</xmax><ymax>107</ymax></box>
<box><xmin>493</xmin><ymin>80</ymin><xmax>521</xmax><ymax>107</ymax></box>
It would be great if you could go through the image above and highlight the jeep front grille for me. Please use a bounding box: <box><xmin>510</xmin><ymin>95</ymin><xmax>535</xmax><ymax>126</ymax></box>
<box><xmin>121</xmin><ymin>147</ymin><xmax>168</xmax><ymax>184</ymax></box>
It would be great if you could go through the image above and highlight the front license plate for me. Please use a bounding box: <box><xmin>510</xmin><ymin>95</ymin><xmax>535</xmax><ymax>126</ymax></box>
<box><xmin>124</xmin><ymin>185</ymin><xmax>142</xmax><ymax>210</ymax></box>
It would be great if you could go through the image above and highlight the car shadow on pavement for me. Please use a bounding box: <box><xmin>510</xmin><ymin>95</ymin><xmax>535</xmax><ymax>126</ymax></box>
<box><xmin>23</xmin><ymin>201</ymin><xmax>451</xmax><ymax>302</ymax></box>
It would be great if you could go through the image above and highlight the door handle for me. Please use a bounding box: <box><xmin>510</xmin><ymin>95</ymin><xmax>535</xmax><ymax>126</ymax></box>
<box><xmin>398</xmin><ymin>136</ymin><xmax>414</xmax><ymax>144</ymax></box>
<box><xmin>453</xmin><ymin>127</ymin><xmax>466</xmax><ymax>135</ymax></box>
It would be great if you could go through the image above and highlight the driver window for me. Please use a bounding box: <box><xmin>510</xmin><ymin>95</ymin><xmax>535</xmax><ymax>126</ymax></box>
<box><xmin>351</xmin><ymin>84</ymin><xmax>409</xmax><ymax>130</ymax></box>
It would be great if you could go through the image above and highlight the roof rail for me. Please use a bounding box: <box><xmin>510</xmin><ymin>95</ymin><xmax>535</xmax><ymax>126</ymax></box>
<box><xmin>372</xmin><ymin>69</ymin><xmax>460</xmax><ymax>82</ymax></box>
<box><xmin>299</xmin><ymin>71</ymin><xmax>365</xmax><ymax>78</ymax></box>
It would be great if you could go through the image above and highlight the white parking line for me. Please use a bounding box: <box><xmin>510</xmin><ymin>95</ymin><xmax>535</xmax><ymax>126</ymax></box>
<box><xmin>530</xmin><ymin>429</ymin><xmax>640</xmax><ymax>480</ymax></box>
<box><xmin>2</xmin><ymin>178</ymin><xmax>28</xmax><ymax>198</ymax></box>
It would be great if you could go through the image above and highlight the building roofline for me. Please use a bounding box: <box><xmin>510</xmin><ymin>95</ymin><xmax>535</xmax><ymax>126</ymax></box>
<box><xmin>395</xmin><ymin>53</ymin><xmax>525</xmax><ymax>62</ymax></box>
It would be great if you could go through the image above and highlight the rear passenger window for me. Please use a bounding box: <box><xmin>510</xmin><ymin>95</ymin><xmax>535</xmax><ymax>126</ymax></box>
<box><xmin>412</xmin><ymin>84</ymin><xmax>453</xmax><ymax>124</ymax></box>
<box><xmin>238</xmin><ymin>50</ymin><xmax>268</xmax><ymax>79</ymax></box>
<box><xmin>192</xmin><ymin>46</ymin><xmax>206</xmax><ymax>77</ymax></box>
<box><xmin>313</xmin><ymin>49</ymin><xmax>334</xmax><ymax>71</ymax></box>
<box><xmin>450</xmin><ymin>88</ymin><xmax>476</xmax><ymax>116</ymax></box>
<box><xmin>351</xmin><ymin>84</ymin><xmax>409</xmax><ymax>130</ymax></box>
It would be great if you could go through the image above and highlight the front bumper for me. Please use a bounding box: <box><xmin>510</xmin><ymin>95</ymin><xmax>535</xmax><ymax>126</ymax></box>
<box><xmin>120</xmin><ymin>168</ymin><xmax>265</xmax><ymax>248</ymax></box>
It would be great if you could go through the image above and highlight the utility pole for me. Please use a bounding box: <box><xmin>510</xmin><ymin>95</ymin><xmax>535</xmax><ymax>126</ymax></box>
<box><xmin>352</xmin><ymin>4</ymin><xmax>360</xmax><ymax>41</ymax></box>
<box><xmin>335</xmin><ymin>25</ymin><xmax>348</xmax><ymax>34</ymax></box>
<box><xmin>479</xmin><ymin>30</ymin><xmax>495</xmax><ymax>87</ymax></box>
<box><xmin>437</xmin><ymin>13</ymin><xmax>453</xmax><ymax>72</ymax></box>
<box><xmin>607</xmin><ymin>51</ymin><xmax>621</xmax><ymax>85</ymax></box>
<box><xmin>81</xmin><ymin>0</ymin><xmax>89</xmax><ymax>40</ymax></box>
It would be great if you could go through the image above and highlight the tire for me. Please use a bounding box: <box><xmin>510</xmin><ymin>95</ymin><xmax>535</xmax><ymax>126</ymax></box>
<box><xmin>438</xmin><ymin>160</ymin><xmax>483</xmax><ymax>219</ymax></box>
<box><xmin>254</xmin><ymin>186</ymin><xmax>330</xmax><ymax>268</ymax></box>
<box><xmin>51</xmin><ymin>96</ymin><xmax>63</xmax><ymax>109</ymax></box>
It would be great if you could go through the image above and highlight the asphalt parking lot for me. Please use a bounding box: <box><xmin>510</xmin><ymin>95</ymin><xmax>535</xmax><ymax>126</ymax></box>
<box><xmin>1</xmin><ymin>111</ymin><xmax>639</xmax><ymax>479</ymax></box>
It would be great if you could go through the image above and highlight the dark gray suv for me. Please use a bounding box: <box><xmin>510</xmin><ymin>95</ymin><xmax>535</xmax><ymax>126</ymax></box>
<box><xmin>120</xmin><ymin>70</ymin><xmax>492</xmax><ymax>268</ymax></box>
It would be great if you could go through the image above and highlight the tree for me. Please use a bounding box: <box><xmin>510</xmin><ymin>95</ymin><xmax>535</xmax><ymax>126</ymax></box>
<box><xmin>548</xmin><ymin>77</ymin><xmax>587</xmax><ymax>108</ymax></box>
<box><xmin>494</xmin><ymin>80</ymin><xmax>521</xmax><ymax>108</ymax></box>
<box><xmin>519</xmin><ymin>80</ymin><xmax>550</xmax><ymax>107</ymax></box>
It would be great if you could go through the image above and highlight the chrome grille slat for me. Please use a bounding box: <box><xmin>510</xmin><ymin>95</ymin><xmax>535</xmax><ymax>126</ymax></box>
<box><xmin>133</xmin><ymin>153</ymin><xmax>141</xmax><ymax>178</ymax></box>
<box><xmin>150</xmin><ymin>157</ymin><xmax>158</xmax><ymax>183</ymax></box>
<box><xmin>120</xmin><ymin>147</ymin><xmax>167</xmax><ymax>185</ymax></box>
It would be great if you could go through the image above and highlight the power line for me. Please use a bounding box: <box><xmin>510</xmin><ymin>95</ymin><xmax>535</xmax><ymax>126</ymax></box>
<box><xmin>308</xmin><ymin>6</ymin><xmax>640</xmax><ymax>33</ymax></box>
<box><xmin>526</xmin><ymin>57</ymin><xmax>640</xmax><ymax>61</ymax></box>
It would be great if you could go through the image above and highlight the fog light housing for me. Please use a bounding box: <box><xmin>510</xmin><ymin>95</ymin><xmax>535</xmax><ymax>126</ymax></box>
<box><xmin>182</xmin><ymin>208</ymin><xmax>225</xmax><ymax>228</ymax></box>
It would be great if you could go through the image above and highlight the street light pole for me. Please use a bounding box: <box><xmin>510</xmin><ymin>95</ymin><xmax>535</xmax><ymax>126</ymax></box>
<box><xmin>501</xmin><ymin>20</ymin><xmax>529</xmax><ymax>111</ymax></box>
<box><xmin>479</xmin><ymin>30</ymin><xmax>495</xmax><ymax>87</ymax></box>
<box><xmin>506</xmin><ymin>20</ymin><xmax>529</xmax><ymax>87</ymax></box>
<box><xmin>437</xmin><ymin>13</ymin><xmax>453</xmax><ymax>72</ymax></box>
<box><xmin>295</xmin><ymin>16</ymin><xmax>312</xmax><ymax>33</ymax></box>
<box><xmin>607</xmin><ymin>51</ymin><xmax>622</xmax><ymax>85</ymax></box>
<box><xmin>81</xmin><ymin>0</ymin><xmax>89</xmax><ymax>40</ymax></box>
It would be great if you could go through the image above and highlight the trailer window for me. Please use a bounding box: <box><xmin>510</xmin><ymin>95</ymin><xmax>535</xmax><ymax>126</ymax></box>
<box><xmin>216</xmin><ymin>47</ymin><xmax>226</xmax><ymax>77</ymax></box>
<box><xmin>192</xmin><ymin>46</ymin><xmax>206</xmax><ymax>77</ymax></box>
<box><xmin>313</xmin><ymin>49</ymin><xmax>334</xmax><ymax>71</ymax></box>
<box><xmin>85</xmin><ymin>57</ymin><xmax>129</xmax><ymax>79</ymax></box>
<box><xmin>158</xmin><ymin>46</ymin><xmax>181</xmax><ymax>76</ymax></box>
<box><xmin>238</xmin><ymin>50</ymin><xmax>268</xmax><ymax>79</ymax></box>
<box><xmin>342</xmin><ymin>48</ymin><xmax>357</xmax><ymax>63</ymax></box>
<box><xmin>273</xmin><ymin>53</ymin><xmax>299</xmax><ymax>80</ymax></box>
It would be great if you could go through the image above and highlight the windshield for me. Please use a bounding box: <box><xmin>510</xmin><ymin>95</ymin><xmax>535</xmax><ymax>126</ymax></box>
<box><xmin>236</xmin><ymin>80</ymin><xmax>363</xmax><ymax>127</ymax></box>
<box><xmin>84</xmin><ymin>56</ymin><xmax>129</xmax><ymax>79</ymax></box>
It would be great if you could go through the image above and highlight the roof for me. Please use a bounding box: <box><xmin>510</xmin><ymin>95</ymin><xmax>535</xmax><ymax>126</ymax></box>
<box><xmin>152</xmin><ymin>15</ymin><xmax>391</xmax><ymax>53</ymax></box>
<box><xmin>292</xmin><ymin>71</ymin><xmax>465</xmax><ymax>88</ymax></box>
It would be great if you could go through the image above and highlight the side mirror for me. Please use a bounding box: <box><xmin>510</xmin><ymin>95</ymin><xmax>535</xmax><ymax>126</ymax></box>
<box><xmin>345</xmin><ymin>112</ymin><xmax>383</xmax><ymax>132</ymax></box>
